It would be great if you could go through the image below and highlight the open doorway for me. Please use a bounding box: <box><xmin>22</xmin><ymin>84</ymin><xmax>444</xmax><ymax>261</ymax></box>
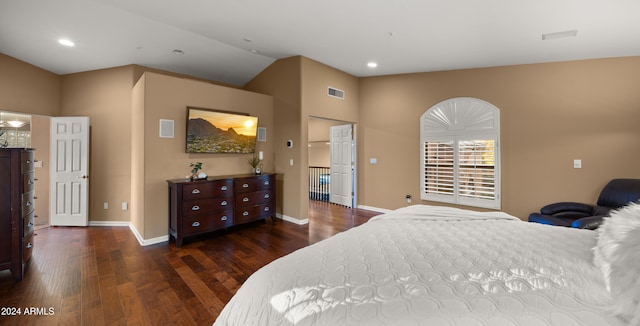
<box><xmin>308</xmin><ymin>117</ymin><xmax>356</xmax><ymax>208</ymax></box>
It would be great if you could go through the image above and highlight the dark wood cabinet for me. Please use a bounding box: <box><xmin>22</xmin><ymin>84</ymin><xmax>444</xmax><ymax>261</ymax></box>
<box><xmin>168</xmin><ymin>173</ymin><xmax>276</xmax><ymax>247</ymax></box>
<box><xmin>0</xmin><ymin>148</ymin><xmax>35</xmax><ymax>281</ymax></box>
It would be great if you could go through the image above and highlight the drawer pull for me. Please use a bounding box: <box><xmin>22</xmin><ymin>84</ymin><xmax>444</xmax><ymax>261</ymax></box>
<box><xmin>27</xmin><ymin>222</ymin><xmax>33</xmax><ymax>227</ymax></box>
<box><xmin>242</xmin><ymin>183</ymin><xmax>249</xmax><ymax>188</ymax></box>
<box><xmin>264</xmin><ymin>181</ymin><xmax>270</xmax><ymax>185</ymax></box>
<box><xmin>221</xmin><ymin>216</ymin><xmax>228</xmax><ymax>221</ymax></box>
<box><xmin>26</xmin><ymin>243</ymin><xmax>33</xmax><ymax>249</ymax></box>
<box><xmin>191</xmin><ymin>205</ymin><xmax>200</xmax><ymax>211</ymax></box>
<box><xmin>243</xmin><ymin>197</ymin><xmax>249</xmax><ymax>202</ymax></box>
<box><xmin>221</xmin><ymin>185</ymin><xmax>228</xmax><ymax>191</ymax></box>
<box><xmin>221</xmin><ymin>200</ymin><xmax>228</xmax><ymax>206</ymax></box>
<box><xmin>26</xmin><ymin>160</ymin><xmax>32</xmax><ymax>164</ymax></box>
<box><xmin>192</xmin><ymin>188</ymin><xmax>201</xmax><ymax>194</ymax></box>
<box><xmin>264</xmin><ymin>207</ymin><xmax>270</xmax><ymax>212</ymax></box>
<box><xmin>264</xmin><ymin>194</ymin><xmax>270</xmax><ymax>199</ymax></box>
<box><xmin>192</xmin><ymin>221</ymin><xmax>200</xmax><ymax>227</ymax></box>
<box><xmin>243</xmin><ymin>211</ymin><xmax>249</xmax><ymax>216</ymax></box>
<box><xmin>26</xmin><ymin>201</ymin><xmax>32</xmax><ymax>206</ymax></box>
<box><xmin>28</xmin><ymin>179</ymin><xmax>34</xmax><ymax>185</ymax></box>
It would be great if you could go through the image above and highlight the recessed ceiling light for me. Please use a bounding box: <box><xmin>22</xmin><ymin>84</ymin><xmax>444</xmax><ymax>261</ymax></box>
<box><xmin>172</xmin><ymin>49</ymin><xmax>185</xmax><ymax>55</ymax></box>
<box><xmin>58</xmin><ymin>39</ymin><xmax>75</xmax><ymax>47</ymax></box>
<box><xmin>542</xmin><ymin>30</ymin><xmax>578</xmax><ymax>40</ymax></box>
<box><xmin>7</xmin><ymin>120</ymin><xmax>26</xmax><ymax>128</ymax></box>
<box><xmin>367</xmin><ymin>62</ymin><xmax>378</xmax><ymax>68</ymax></box>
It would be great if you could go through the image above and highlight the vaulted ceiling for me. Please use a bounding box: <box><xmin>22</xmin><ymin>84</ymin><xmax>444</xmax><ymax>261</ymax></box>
<box><xmin>2</xmin><ymin>0</ymin><xmax>640</xmax><ymax>86</ymax></box>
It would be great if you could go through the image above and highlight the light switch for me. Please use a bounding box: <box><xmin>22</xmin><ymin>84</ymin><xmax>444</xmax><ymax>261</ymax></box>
<box><xmin>370</xmin><ymin>158</ymin><xmax>378</xmax><ymax>164</ymax></box>
<box><xmin>573</xmin><ymin>159</ymin><xmax>582</xmax><ymax>169</ymax></box>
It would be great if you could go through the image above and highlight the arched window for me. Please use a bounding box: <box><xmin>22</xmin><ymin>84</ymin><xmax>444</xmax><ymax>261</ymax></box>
<box><xmin>420</xmin><ymin>97</ymin><xmax>501</xmax><ymax>209</ymax></box>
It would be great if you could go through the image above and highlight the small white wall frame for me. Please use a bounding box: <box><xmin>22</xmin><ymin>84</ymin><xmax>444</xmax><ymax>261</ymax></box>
<box><xmin>159</xmin><ymin>119</ymin><xmax>174</xmax><ymax>138</ymax></box>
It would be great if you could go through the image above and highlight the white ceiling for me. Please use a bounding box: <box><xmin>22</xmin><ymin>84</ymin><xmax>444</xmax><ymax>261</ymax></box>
<box><xmin>2</xmin><ymin>0</ymin><xmax>640</xmax><ymax>86</ymax></box>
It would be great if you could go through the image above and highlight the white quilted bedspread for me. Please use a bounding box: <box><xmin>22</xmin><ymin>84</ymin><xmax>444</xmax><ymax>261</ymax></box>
<box><xmin>214</xmin><ymin>205</ymin><xmax>623</xmax><ymax>325</ymax></box>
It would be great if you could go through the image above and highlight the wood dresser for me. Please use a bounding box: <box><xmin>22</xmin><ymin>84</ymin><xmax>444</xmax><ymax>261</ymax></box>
<box><xmin>0</xmin><ymin>148</ymin><xmax>36</xmax><ymax>281</ymax></box>
<box><xmin>167</xmin><ymin>173</ymin><xmax>276</xmax><ymax>247</ymax></box>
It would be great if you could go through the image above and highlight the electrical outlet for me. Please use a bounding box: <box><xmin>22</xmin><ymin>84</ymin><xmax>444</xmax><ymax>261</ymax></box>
<box><xmin>573</xmin><ymin>159</ymin><xmax>582</xmax><ymax>169</ymax></box>
<box><xmin>122</xmin><ymin>202</ymin><xmax>128</xmax><ymax>210</ymax></box>
<box><xmin>103</xmin><ymin>202</ymin><xmax>108</xmax><ymax>210</ymax></box>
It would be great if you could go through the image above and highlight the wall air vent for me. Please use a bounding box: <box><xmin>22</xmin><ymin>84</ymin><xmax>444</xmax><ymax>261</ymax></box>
<box><xmin>327</xmin><ymin>87</ymin><xmax>345</xmax><ymax>99</ymax></box>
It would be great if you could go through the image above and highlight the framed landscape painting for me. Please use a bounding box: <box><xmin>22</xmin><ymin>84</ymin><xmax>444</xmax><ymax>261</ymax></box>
<box><xmin>186</xmin><ymin>107</ymin><xmax>258</xmax><ymax>154</ymax></box>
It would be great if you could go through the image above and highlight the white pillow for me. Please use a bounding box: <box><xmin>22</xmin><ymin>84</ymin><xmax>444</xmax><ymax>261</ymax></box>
<box><xmin>593</xmin><ymin>202</ymin><xmax>640</xmax><ymax>324</ymax></box>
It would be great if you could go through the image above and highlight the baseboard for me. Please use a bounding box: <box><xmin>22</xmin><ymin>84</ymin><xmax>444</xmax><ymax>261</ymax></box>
<box><xmin>277</xmin><ymin>213</ymin><xmax>309</xmax><ymax>225</ymax></box>
<box><xmin>89</xmin><ymin>221</ymin><xmax>168</xmax><ymax>246</ymax></box>
<box><xmin>357</xmin><ymin>205</ymin><xmax>393</xmax><ymax>214</ymax></box>
<box><xmin>88</xmin><ymin>221</ymin><xmax>130</xmax><ymax>227</ymax></box>
<box><xmin>128</xmin><ymin>223</ymin><xmax>169</xmax><ymax>247</ymax></box>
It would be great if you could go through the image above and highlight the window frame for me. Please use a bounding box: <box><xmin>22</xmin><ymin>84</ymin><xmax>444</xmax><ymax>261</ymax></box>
<box><xmin>420</xmin><ymin>97</ymin><xmax>501</xmax><ymax>210</ymax></box>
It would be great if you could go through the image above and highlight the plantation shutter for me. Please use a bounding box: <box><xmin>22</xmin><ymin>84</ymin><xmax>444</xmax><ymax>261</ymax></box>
<box><xmin>457</xmin><ymin>139</ymin><xmax>496</xmax><ymax>203</ymax></box>
<box><xmin>420</xmin><ymin>98</ymin><xmax>500</xmax><ymax>209</ymax></box>
<box><xmin>424</xmin><ymin>141</ymin><xmax>455</xmax><ymax>199</ymax></box>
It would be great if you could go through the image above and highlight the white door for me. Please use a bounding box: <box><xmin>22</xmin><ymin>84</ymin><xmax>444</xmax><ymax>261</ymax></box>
<box><xmin>330</xmin><ymin>124</ymin><xmax>354</xmax><ymax>207</ymax></box>
<box><xmin>50</xmin><ymin>117</ymin><xmax>90</xmax><ymax>226</ymax></box>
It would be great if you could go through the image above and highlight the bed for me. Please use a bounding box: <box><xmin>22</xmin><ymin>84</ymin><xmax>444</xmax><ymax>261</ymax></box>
<box><xmin>214</xmin><ymin>204</ymin><xmax>639</xmax><ymax>325</ymax></box>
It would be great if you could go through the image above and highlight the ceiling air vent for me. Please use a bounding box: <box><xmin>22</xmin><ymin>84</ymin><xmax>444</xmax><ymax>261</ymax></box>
<box><xmin>327</xmin><ymin>87</ymin><xmax>345</xmax><ymax>99</ymax></box>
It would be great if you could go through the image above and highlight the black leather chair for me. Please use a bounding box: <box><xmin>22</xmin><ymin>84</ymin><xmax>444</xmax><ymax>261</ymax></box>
<box><xmin>528</xmin><ymin>179</ymin><xmax>640</xmax><ymax>229</ymax></box>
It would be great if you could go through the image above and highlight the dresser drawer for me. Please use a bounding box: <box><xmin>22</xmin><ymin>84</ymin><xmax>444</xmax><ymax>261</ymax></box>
<box><xmin>182</xmin><ymin>197</ymin><xmax>232</xmax><ymax>217</ymax></box>
<box><xmin>234</xmin><ymin>174</ymin><xmax>274</xmax><ymax>193</ymax></box>
<box><xmin>22</xmin><ymin>191</ymin><xmax>35</xmax><ymax>216</ymax></box>
<box><xmin>23</xmin><ymin>234</ymin><xmax>34</xmax><ymax>263</ymax></box>
<box><xmin>182</xmin><ymin>180</ymin><xmax>233</xmax><ymax>201</ymax></box>
<box><xmin>235</xmin><ymin>203</ymin><xmax>274</xmax><ymax>224</ymax></box>
<box><xmin>21</xmin><ymin>151</ymin><xmax>35</xmax><ymax>173</ymax></box>
<box><xmin>23</xmin><ymin>172</ymin><xmax>36</xmax><ymax>193</ymax></box>
<box><xmin>182</xmin><ymin>214</ymin><xmax>233</xmax><ymax>236</ymax></box>
<box><xmin>24</xmin><ymin>211</ymin><xmax>35</xmax><ymax>236</ymax></box>
<box><xmin>236</xmin><ymin>190</ymin><xmax>274</xmax><ymax>207</ymax></box>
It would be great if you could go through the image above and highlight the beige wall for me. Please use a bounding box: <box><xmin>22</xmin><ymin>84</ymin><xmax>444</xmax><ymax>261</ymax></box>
<box><xmin>60</xmin><ymin>66</ymin><xmax>135</xmax><ymax>222</ymax></box>
<box><xmin>0</xmin><ymin>54</ymin><xmax>59</xmax><ymax>228</ymax></box>
<box><xmin>359</xmin><ymin>56</ymin><xmax>640</xmax><ymax>219</ymax></box>
<box><xmin>0</xmin><ymin>54</ymin><xmax>60</xmax><ymax>116</ymax></box>
<box><xmin>308</xmin><ymin>143</ymin><xmax>330</xmax><ymax>167</ymax></box>
<box><xmin>245</xmin><ymin>56</ymin><xmax>360</xmax><ymax>221</ymax></box>
<box><xmin>30</xmin><ymin>115</ymin><xmax>51</xmax><ymax>227</ymax></box>
<box><xmin>245</xmin><ymin>57</ymin><xmax>303</xmax><ymax>220</ymax></box>
<box><xmin>137</xmin><ymin>72</ymin><xmax>274</xmax><ymax>239</ymax></box>
<box><xmin>131</xmin><ymin>74</ymin><xmax>146</xmax><ymax>236</ymax></box>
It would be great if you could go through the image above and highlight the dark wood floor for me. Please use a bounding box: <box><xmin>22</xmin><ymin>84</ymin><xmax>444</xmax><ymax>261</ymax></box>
<box><xmin>0</xmin><ymin>201</ymin><xmax>381</xmax><ymax>325</ymax></box>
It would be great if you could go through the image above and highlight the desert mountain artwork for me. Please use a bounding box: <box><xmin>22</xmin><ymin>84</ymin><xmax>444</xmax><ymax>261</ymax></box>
<box><xmin>186</xmin><ymin>110</ymin><xmax>257</xmax><ymax>153</ymax></box>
